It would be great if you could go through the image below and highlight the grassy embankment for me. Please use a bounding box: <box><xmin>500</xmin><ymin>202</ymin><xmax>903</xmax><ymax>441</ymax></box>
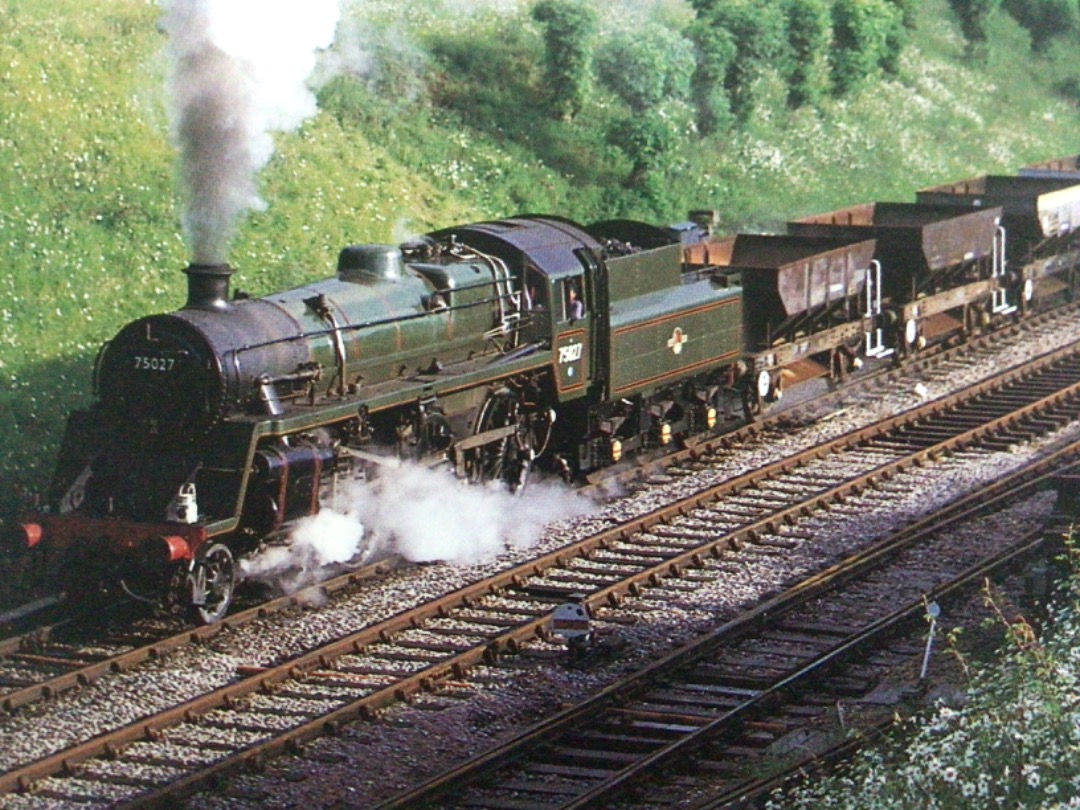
<box><xmin>0</xmin><ymin>0</ymin><xmax>1078</xmax><ymax>520</ymax></box>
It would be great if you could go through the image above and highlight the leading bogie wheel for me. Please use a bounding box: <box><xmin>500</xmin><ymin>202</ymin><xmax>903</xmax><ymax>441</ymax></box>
<box><xmin>186</xmin><ymin>542</ymin><xmax>236</xmax><ymax>625</ymax></box>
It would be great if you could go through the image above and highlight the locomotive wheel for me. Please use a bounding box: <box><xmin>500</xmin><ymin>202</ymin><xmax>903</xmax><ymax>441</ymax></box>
<box><xmin>418</xmin><ymin>412</ymin><xmax>454</xmax><ymax>456</ymax></box>
<box><xmin>186</xmin><ymin>543</ymin><xmax>236</xmax><ymax>625</ymax></box>
<box><xmin>397</xmin><ymin>409</ymin><xmax>455</xmax><ymax>461</ymax></box>
<box><xmin>465</xmin><ymin>393</ymin><xmax>534</xmax><ymax>493</ymax></box>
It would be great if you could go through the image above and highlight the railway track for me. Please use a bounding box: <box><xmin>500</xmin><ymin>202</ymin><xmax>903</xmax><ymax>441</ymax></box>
<box><xmin>378</xmin><ymin>455</ymin><xmax>1069</xmax><ymax>809</ymax></box>
<box><xmin>2</xmin><ymin>336</ymin><xmax>1080</xmax><ymax>806</ymax></box>
<box><xmin>0</xmin><ymin>561</ymin><xmax>400</xmax><ymax>716</ymax></box>
<box><xmin>0</xmin><ymin>302</ymin><xmax>1075</xmax><ymax>719</ymax></box>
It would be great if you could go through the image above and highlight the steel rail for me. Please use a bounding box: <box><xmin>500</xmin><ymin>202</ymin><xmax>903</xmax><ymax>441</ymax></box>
<box><xmin>556</xmin><ymin>531</ymin><xmax>1052</xmax><ymax>810</ymax></box>
<box><xmin>0</xmin><ymin>303</ymin><xmax>1076</xmax><ymax>717</ymax></box>
<box><xmin>685</xmin><ymin>720</ymin><xmax>895</xmax><ymax>810</ymax></box>
<box><xmin>375</xmin><ymin>450</ymin><xmax>1076</xmax><ymax>808</ymax></box>
<box><xmin>4</xmin><ymin>341</ymin><xmax>1080</xmax><ymax>804</ymax></box>
<box><xmin>0</xmin><ymin>559</ymin><xmax>399</xmax><ymax>714</ymax></box>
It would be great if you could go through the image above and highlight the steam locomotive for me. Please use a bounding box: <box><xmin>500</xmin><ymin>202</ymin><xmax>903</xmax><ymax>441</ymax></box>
<box><xmin>16</xmin><ymin>158</ymin><xmax>1080</xmax><ymax>623</ymax></box>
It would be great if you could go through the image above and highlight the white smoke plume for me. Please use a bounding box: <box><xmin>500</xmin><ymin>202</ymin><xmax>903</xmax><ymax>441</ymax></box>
<box><xmin>239</xmin><ymin>462</ymin><xmax>597</xmax><ymax>594</ymax></box>
<box><xmin>159</xmin><ymin>0</ymin><xmax>342</xmax><ymax>264</ymax></box>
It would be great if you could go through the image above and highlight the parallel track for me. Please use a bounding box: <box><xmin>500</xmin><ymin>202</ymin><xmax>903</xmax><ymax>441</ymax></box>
<box><xmin>3</xmin><ymin>338</ymin><xmax>1080</xmax><ymax>806</ymax></box>
<box><xmin>380</xmin><ymin>456</ymin><xmax>1069</xmax><ymax>808</ymax></box>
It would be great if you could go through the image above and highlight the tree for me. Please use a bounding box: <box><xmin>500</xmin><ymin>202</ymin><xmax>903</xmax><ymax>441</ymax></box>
<box><xmin>830</xmin><ymin>0</ymin><xmax>901</xmax><ymax>95</ymax></box>
<box><xmin>949</xmin><ymin>0</ymin><xmax>1002</xmax><ymax>57</ymax></box>
<box><xmin>784</xmin><ymin>0</ymin><xmax>832</xmax><ymax>108</ymax></box>
<box><xmin>686</xmin><ymin>18</ymin><xmax>737</xmax><ymax>134</ymax></box>
<box><xmin>598</xmin><ymin>26</ymin><xmax>694</xmax><ymax>190</ymax></box>
<box><xmin>880</xmin><ymin>2</ymin><xmax>908</xmax><ymax>74</ymax></box>
<box><xmin>696</xmin><ymin>0</ymin><xmax>790</xmax><ymax>123</ymax></box>
<box><xmin>596</xmin><ymin>27</ymin><xmax>695</xmax><ymax>114</ymax></box>
<box><xmin>607</xmin><ymin>113</ymin><xmax>675</xmax><ymax>190</ymax></box>
<box><xmin>1003</xmin><ymin>0</ymin><xmax>1080</xmax><ymax>51</ymax></box>
<box><xmin>531</xmin><ymin>0</ymin><xmax>598</xmax><ymax>121</ymax></box>
<box><xmin>888</xmin><ymin>0</ymin><xmax>921</xmax><ymax>29</ymax></box>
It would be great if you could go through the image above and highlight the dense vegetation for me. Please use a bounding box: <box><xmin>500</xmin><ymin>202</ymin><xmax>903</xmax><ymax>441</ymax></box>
<box><xmin>773</xmin><ymin>540</ymin><xmax>1080</xmax><ymax>808</ymax></box>
<box><xmin>0</xmin><ymin>0</ymin><xmax>1077</xmax><ymax>523</ymax></box>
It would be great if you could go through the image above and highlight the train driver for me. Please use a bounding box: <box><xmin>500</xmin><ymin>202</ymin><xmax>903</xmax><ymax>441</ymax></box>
<box><xmin>566</xmin><ymin>281</ymin><xmax>584</xmax><ymax>322</ymax></box>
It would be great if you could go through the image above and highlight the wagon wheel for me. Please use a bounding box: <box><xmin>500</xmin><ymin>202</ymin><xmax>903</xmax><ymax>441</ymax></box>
<box><xmin>741</xmin><ymin>387</ymin><xmax>761</xmax><ymax>423</ymax></box>
<box><xmin>961</xmin><ymin>304</ymin><xmax>975</xmax><ymax>338</ymax></box>
<box><xmin>464</xmin><ymin>393</ymin><xmax>535</xmax><ymax>493</ymax></box>
<box><xmin>186</xmin><ymin>543</ymin><xmax>236</xmax><ymax>625</ymax></box>
<box><xmin>741</xmin><ymin>369</ymin><xmax>770</xmax><ymax>423</ymax></box>
<box><xmin>962</xmin><ymin>303</ymin><xmax>989</xmax><ymax>338</ymax></box>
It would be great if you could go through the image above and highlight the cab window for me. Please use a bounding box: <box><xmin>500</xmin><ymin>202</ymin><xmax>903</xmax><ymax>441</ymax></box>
<box><xmin>561</xmin><ymin>278</ymin><xmax>585</xmax><ymax>322</ymax></box>
<box><xmin>525</xmin><ymin>267</ymin><xmax>546</xmax><ymax>311</ymax></box>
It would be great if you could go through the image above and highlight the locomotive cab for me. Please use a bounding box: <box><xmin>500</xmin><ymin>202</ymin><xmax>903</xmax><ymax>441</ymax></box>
<box><xmin>552</xmin><ymin>273</ymin><xmax>591</xmax><ymax>396</ymax></box>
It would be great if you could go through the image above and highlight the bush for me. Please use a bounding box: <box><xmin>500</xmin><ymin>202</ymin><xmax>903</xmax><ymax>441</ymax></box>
<box><xmin>596</xmin><ymin>26</ymin><xmax>695</xmax><ymax>115</ymax></box>
<box><xmin>880</xmin><ymin>1</ymin><xmax>909</xmax><ymax>73</ymax></box>
<box><xmin>889</xmin><ymin>0</ymin><xmax>922</xmax><ymax>28</ymax></box>
<box><xmin>1003</xmin><ymin>0</ymin><xmax>1080</xmax><ymax>50</ymax></box>
<box><xmin>784</xmin><ymin>0</ymin><xmax>832</xmax><ymax>108</ymax></box>
<box><xmin>697</xmin><ymin>0</ymin><xmax>790</xmax><ymax>122</ymax></box>
<box><xmin>949</xmin><ymin>0</ymin><xmax>1003</xmax><ymax>56</ymax></box>
<box><xmin>772</xmin><ymin>542</ymin><xmax>1080</xmax><ymax>808</ymax></box>
<box><xmin>531</xmin><ymin>0</ymin><xmax>597</xmax><ymax>121</ymax></box>
<box><xmin>685</xmin><ymin>17</ymin><xmax>737</xmax><ymax>134</ymax></box>
<box><xmin>830</xmin><ymin>0</ymin><xmax>903</xmax><ymax>95</ymax></box>
<box><xmin>607</xmin><ymin>112</ymin><xmax>676</xmax><ymax>189</ymax></box>
<box><xmin>322</xmin><ymin>17</ymin><xmax>431</xmax><ymax>108</ymax></box>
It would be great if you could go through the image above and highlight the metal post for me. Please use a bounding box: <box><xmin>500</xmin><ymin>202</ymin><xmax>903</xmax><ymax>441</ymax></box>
<box><xmin>920</xmin><ymin>601</ymin><xmax>941</xmax><ymax>682</ymax></box>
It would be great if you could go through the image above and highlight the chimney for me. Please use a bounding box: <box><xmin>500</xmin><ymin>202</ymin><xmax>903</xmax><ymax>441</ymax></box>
<box><xmin>183</xmin><ymin>263</ymin><xmax>233</xmax><ymax>311</ymax></box>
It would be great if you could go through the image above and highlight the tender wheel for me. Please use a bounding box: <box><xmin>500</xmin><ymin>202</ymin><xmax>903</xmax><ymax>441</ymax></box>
<box><xmin>741</xmin><ymin>370</ymin><xmax>770</xmax><ymax>422</ymax></box>
<box><xmin>741</xmin><ymin>386</ymin><xmax>762</xmax><ymax>423</ymax></box>
<box><xmin>186</xmin><ymin>543</ymin><xmax>236</xmax><ymax>625</ymax></box>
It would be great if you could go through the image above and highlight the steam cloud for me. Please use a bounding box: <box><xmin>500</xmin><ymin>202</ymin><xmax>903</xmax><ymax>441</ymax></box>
<box><xmin>159</xmin><ymin>0</ymin><xmax>342</xmax><ymax>264</ymax></box>
<box><xmin>239</xmin><ymin>462</ymin><xmax>597</xmax><ymax>594</ymax></box>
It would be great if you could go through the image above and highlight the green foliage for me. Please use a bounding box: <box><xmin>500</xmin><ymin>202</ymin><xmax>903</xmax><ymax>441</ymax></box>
<box><xmin>1003</xmin><ymin>0</ymin><xmax>1080</xmax><ymax>50</ymax></box>
<box><xmin>531</xmin><ymin>0</ymin><xmax>598</xmax><ymax>121</ymax></box>
<box><xmin>595</xmin><ymin>26</ymin><xmax>694</xmax><ymax>188</ymax></box>
<box><xmin>950</xmin><ymin>0</ymin><xmax>1003</xmax><ymax>55</ymax></box>
<box><xmin>1059</xmin><ymin>76</ymin><xmax>1080</xmax><ymax>103</ymax></box>
<box><xmin>607</xmin><ymin>113</ymin><xmax>676</xmax><ymax>190</ymax></box>
<box><xmin>322</xmin><ymin>19</ymin><xmax>432</xmax><ymax>108</ymax></box>
<box><xmin>888</xmin><ymin>0</ymin><xmax>923</xmax><ymax>28</ymax></box>
<box><xmin>425</xmin><ymin>20</ymin><xmax>540</xmax><ymax>131</ymax></box>
<box><xmin>685</xmin><ymin>17</ymin><xmax>737</xmax><ymax>134</ymax></box>
<box><xmin>880</xmin><ymin>1</ymin><xmax>910</xmax><ymax>73</ymax></box>
<box><xmin>772</xmin><ymin>544</ymin><xmax>1080</xmax><ymax>808</ymax></box>
<box><xmin>784</xmin><ymin>0</ymin><xmax>833</xmax><ymax>108</ymax></box>
<box><xmin>596</xmin><ymin>26</ymin><xmax>695</xmax><ymax>114</ymax></box>
<box><xmin>830</xmin><ymin>0</ymin><xmax>904</xmax><ymax>95</ymax></box>
<box><xmin>696</xmin><ymin>0</ymin><xmax>790</xmax><ymax>122</ymax></box>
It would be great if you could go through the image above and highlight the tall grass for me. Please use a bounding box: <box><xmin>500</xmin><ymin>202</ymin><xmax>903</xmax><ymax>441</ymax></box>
<box><xmin>772</xmin><ymin>541</ymin><xmax>1080</xmax><ymax>808</ymax></box>
<box><xmin>0</xmin><ymin>0</ymin><xmax>1078</xmax><ymax>519</ymax></box>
